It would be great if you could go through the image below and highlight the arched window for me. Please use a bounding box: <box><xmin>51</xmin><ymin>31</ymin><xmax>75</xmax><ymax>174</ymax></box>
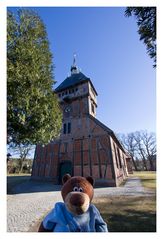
<box><xmin>117</xmin><ymin>149</ymin><xmax>122</xmax><ymax>168</ymax></box>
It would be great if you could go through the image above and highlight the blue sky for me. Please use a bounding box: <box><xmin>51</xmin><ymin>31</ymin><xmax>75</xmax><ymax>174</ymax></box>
<box><xmin>8</xmin><ymin>7</ymin><xmax>156</xmax><ymax>134</ymax></box>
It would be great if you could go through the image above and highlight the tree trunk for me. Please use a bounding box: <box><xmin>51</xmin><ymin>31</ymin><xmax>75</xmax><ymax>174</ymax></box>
<box><xmin>19</xmin><ymin>157</ymin><xmax>24</xmax><ymax>173</ymax></box>
<box><xmin>142</xmin><ymin>155</ymin><xmax>148</xmax><ymax>171</ymax></box>
<box><xmin>131</xmin><ymin>157</ymin><xmax>138</xmax><ymax>171</ymax></box>
<box><xmin>148</xmin><ymin>155</ymin><xmax>154</xmax><ymax>171</ymax></box>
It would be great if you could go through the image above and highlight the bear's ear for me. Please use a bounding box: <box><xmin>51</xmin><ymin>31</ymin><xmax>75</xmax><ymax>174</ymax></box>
<box><xmin>62</xmin><ymin>174</ymin><xmax>71</xmax><ymax>184</ymax></box>
<box><xmin>86</xmin><ymin>176</ymin><xmax>94</xmax><ymax>186</ymax></box>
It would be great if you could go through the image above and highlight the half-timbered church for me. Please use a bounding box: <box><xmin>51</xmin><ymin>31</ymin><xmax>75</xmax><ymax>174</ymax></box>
<box><xmin>31</xmin><ymin>57</ymin><xmax>132</xmax><ymax>186</ymax></box>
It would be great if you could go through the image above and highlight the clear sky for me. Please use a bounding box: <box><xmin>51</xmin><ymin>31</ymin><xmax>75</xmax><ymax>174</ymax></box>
<box><xmin>8</xmin><ymin>6</ymin><xmax>156</xmax><ymax>135</ymax></box>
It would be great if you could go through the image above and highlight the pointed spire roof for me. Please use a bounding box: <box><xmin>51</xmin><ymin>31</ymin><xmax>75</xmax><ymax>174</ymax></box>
<box><xmin>55</xmin><ymin>55</ymin><xmax>97</xmax><ymax>95</ymax></box>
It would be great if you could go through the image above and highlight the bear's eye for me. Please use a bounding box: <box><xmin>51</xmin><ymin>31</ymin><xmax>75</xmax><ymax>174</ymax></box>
<box><xmin>73</xmin><ymin>186</ymin><xmax>78</xmax><ymax>192</ymax></box>
<box><xmin>79</xmin><ymin>187</ymin><xmax>83</xmax><ymax>192</ymax></box>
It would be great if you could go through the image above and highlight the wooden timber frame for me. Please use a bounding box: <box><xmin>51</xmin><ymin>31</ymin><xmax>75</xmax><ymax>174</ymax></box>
<box><xmin>31</xmin><ymin>61</ymin><xmax>132</xmax><ymax>186</ymax></box>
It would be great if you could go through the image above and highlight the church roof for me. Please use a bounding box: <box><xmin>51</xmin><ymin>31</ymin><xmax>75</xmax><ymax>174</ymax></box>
<box><xmin>55</xmin><ymin>55</ymin><xmax>97</xmax><ymax>94</ymax></box>
<box><xmin>55</xmin><ymin>71</ymin><xmax>98</xmax><ymax>95</ymax></box>
<box><xmin>89</xmin><ymin>115</ymin><xmax>126</xmax><ymax>153</ymax></box>
<box><xmin>55</xmin><ymin>72</ymin><xmax>89</xmax><ymax>92</ymax></box>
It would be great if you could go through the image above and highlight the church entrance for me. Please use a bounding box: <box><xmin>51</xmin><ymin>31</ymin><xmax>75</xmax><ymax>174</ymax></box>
<box><xmin>58</xmin><ymin>160</ymin><xmax>73</xmax><ymax>184</ymax></box>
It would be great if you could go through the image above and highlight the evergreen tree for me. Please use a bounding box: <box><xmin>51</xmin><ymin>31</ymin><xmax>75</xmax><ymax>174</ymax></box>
<box><xmin>7</xmin><ymin>9</ymin><xmax>62</xmax><ymax>146</ymax></box>
<box><xmin>125</xmin><ymin>7</ymin><xmax>156</xmax><ymax>67</ymax></box>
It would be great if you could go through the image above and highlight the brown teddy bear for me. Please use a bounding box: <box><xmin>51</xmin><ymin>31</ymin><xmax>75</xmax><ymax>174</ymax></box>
<box><xmin>38</xmin><ymin>174</ymin><xmax>108</xmax><ymax>232</ymax></box>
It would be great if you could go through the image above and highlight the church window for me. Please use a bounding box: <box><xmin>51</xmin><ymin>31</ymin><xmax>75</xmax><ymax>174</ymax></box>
<box><xmin>117</xmin><ymin>149</ymin><xmax>122</xmax><ymax>168</ymax></box>
<box><xmin>59</xmin><ymin>93</ymin><xmax>61</xmax><ymax>97</ymax></box>
<box><xmin>91</xmin><ymin>103</ymin><xmax>95</xmax><ymax>113</ymax></box>
<box><xmin>123</xmin><ymin>154</ymin><xmax>126</xmax><ymax>167</ymax></box>
<box><xmin>63</xmin><ymin>123</ymin><xmax>71</xmax><ymax>134</ymax></box>
<box><xmin>113</xmin><ymin>143</ymin><xmax>119</xmax><ymax>168</ymax></box>
<box><xmin>62</xmin><ymin>92</ymin><xmax>64</xmax><ymax>96</ymax></box>
<box><xmin>63</xmin><ymin>123</ymin><xmax>67</xmax><ymax>134</ymax></box>
<box><xmin>68</xmin><ymin>122</ymin><xmax>71</xmax><ymax>134</ymax></box>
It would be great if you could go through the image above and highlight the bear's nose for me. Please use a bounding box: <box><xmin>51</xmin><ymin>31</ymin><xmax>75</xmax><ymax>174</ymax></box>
<box><xmin>70</xmin><ymin>193</ymin><xmax>85</xmax><ymax>206</ymax></box>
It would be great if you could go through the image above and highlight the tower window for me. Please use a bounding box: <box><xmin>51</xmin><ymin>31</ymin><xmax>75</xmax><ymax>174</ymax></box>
<box><xmin>63</xmin><ymin>123</ymin><xmax>67</xmax><ymax>134</ymax></box>
<box><xmin>68</xmin><ymin>122</ymin><xmax>71</xmax><ymax>134</ymax></box>
<box><xmin>63</xmin><ymin>123</ymin><xmax>71</xmax><ymax>134</ymax></box>
<box><xmin>91</xmin><ymin>103</ymin><xmax>95</xmax><ymax>113</ymax></box>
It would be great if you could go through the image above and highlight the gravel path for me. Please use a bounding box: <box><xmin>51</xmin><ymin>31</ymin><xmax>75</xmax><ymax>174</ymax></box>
<box><xmin>7</xmin><ymin>177</ymin><xmax>155</xmax><ymax>232</ymax></box>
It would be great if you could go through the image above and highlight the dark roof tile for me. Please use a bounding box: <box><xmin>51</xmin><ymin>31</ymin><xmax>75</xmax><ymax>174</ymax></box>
<box><xmin>55</xmin><ymin>72</ymin><xmax>89</xmax><ymax>92</ymax></box>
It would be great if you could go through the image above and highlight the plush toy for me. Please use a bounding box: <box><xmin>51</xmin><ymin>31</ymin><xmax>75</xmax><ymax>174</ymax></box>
<box><xmin>38</xmin><ymin>174</ymin><xmax>108</xmax><ymax>232</ymax></box>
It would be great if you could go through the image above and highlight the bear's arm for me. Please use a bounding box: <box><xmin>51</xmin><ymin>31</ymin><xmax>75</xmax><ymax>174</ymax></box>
<box><xmin>38</xmin><ymin>221</ymin><xmax>54</xmax><ymax>232</ymax></box>
<box><xmin>95</xmin><ymin>218</ymin><xmax>108</xmax><ymax>232</ymax></box>
<box><xmin>91</xmin><ymin>205</ymin><xmax>108</xmax><ymax>232</ymax></box>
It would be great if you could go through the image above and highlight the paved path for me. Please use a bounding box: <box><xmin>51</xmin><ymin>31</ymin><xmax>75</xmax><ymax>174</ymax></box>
<box><xmin>7</xmin><ymin>177</ymin><xmax>155</xmax><ymax>232</ymax></box>
<box><xmin>94</xmin><ymin>177</ymin><xmax>155</xmax><ymax>197</ymax></box>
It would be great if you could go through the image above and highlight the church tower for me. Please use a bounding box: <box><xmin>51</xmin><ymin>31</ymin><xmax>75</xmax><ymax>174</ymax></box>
<box><xmin>55</xmin><ymin>55</ymin><xmax>97</xmax><ymax>139</ymax></box>
<box><xmin>31</xmin><ymin>57</ymin><xmax>132</xmax><ymax>186</ymax></box>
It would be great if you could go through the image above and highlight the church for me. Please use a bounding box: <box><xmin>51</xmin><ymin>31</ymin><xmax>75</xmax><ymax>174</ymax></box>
<box><xmin>31</xmin><ymin>57</ymin><xmax>132</xmax><ymax>186</ymax></box>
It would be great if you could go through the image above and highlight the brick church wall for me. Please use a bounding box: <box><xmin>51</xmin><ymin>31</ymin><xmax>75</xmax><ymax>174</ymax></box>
<box><xmin>32</xmin><ymin>119</ymin><xmax>129</xmax><ymax>186</ymax></box>
<box><xmin>31</xmin><ymin>66</ymin><xmax>131</xmax><ymax>186</ymax></box>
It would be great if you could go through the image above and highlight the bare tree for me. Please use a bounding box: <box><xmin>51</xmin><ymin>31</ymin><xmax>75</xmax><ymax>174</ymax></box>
<box><xmin>139</xmin><ymin>131</ymin><xmax>156</xmax><ymax>170</ymax></box>
<box><xmin>134</xmin><ymin>131</ymin><xmax>148</xmax><ymax>170</ymax></box>
<box><xmin>7</xmin><ymin>144</ymin><xmax>35</xmax><ymax>173</ymax></box>
<box><xmin>118</xmin><ymin>133</ymin><xmax>138</xmax><ymax>171</ymax></box>
<box><xmin>133</xmin><ymin>131</ymin><xmax>156</xmax><ymax>171</ymax></box>
<box><xmin>118</xmin><ymin>130</ymin><xmax>156</xmax><ymax>171</ymax></box>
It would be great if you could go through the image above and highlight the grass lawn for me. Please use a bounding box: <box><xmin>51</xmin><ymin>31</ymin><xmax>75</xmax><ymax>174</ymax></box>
<box><xmin>93</xmin><ymin>171</ymin><xmax>156</xmax><ymax>232</ymax></box>
<box><xmin>7</xmin><ymin>174</ymin><xmax>31</xmax><ymax>194</ymax></box>
<box><xmin>93</xmin><ymin>195</ymin><xmax>156</xmax><ymax>232</ymax></box>
<box><xmin>132</xmin><ymin>171</ymin><xmax>156</xmax><ymax>190</ymax></box>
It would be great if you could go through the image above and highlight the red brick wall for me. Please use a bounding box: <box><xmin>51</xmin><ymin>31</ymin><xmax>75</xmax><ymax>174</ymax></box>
<box><xmin>32</xmin><ymin>116</ymin><xmax>128</xmax><ymax>186</ymax></box>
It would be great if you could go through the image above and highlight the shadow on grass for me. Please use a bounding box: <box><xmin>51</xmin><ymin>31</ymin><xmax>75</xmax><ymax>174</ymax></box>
<box><xmin>102</xmin><ymin>210</ymin><xmax>156</xmax><ymax>232</ymax></box>
<box><xmin>94</xmin><ymin>195</ymin><xmax>156</xmax><ymax>232</ymax></box>
<box><xmin>7</xmin><ymin>176</ymin><xmax>61</xmax><ymax>195</ymax></box>
<box><xmin>140</xmin><ymin>178</ymin><xmax>156</xmax><ymax>182</ymax></box>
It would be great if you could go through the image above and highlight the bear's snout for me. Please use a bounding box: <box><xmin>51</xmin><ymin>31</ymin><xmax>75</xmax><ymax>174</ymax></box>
<box><xmin>70</xmin><ymin>193</ymin><xmax>85</xmax><ymax>206</ymax></box>
<box><xmin>65</xmin><ymin>192</ymin><xmax>90</xmax><ymax>215</ymax></box>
